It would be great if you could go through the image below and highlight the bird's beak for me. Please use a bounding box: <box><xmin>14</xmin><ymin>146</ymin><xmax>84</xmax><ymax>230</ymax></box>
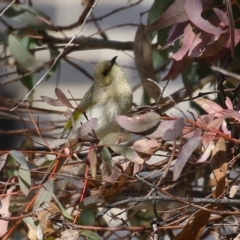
<box><xmin>110</xmin><ymin>56</ymin><xmax>118</xmax><ymax>66</ymax></box>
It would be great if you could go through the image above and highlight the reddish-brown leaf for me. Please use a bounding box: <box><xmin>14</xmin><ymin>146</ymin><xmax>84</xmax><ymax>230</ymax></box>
<box><xmin>163</xmin><ymin>57</ymin><xmax>193</xmax><ymax>80</ymax></box>
<box><xmin>184</xmin><ymin>0</ymin><xmax>225</xmax><ymax>35</ymax></box>
<box><xmin>172</xmin><ymin>24</ymin><xmax>195</xmax><ymax>61</ymax></box>
<box><xmin>173</xmin><ymin>136</ymin><xmax>201</xmax><ymax>181</ymax></box>
<box><xmin>55</xmin><ymin>88</ymin><xmax>73</xmax><ymax>108</ymax></box>
<box><xmin>210</xmin><ymin>138</ymin><xmax>227</xmax><ymax>198</ymax></box>
<box><xmin>145</xmin><ymin>0</ymin><xmax>188</xmax><ymax>34</ymax></box>
<box><xmin>116</xmin><ymin>112</ymin><xmax>160</xmax><ymax>133</ymax></box>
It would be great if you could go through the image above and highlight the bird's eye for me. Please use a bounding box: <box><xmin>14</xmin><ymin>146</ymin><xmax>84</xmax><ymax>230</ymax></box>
<box><xmin>102</xmin><ymin>69</ymin><xmax>109</xmax><ymax>77</ymax></box>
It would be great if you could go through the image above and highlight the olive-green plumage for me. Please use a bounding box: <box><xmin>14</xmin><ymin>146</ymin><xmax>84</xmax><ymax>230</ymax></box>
<box><xmin>61</xmin><ymin>56</ymin><xmax>133</xmax><ymax>139</ymax></box>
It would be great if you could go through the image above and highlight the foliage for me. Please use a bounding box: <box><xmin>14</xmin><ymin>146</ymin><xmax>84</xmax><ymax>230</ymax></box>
<box><xmin>1</xmin><ymin>0</ymin><xmax>240</xmax><ymax>239</ymax></box>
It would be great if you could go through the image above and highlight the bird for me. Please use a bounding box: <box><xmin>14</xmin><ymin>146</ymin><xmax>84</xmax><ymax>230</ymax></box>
<box><xmin>60</xmin><ymin>56</ymin><xmax>133</xmax><ymax>141</ymax></box>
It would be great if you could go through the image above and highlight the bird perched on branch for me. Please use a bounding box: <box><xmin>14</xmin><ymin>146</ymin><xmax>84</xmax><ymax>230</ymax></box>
<box><xmin>61</xmin><ymin>56</ymin><xmax>133</xmax><ymax>140</ymax></box>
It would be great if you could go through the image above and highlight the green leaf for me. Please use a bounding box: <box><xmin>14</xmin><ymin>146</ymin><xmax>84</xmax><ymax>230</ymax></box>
<box><xmin>9</xmin><ymin>150</ymin><xmax>28</xmax><ymax>167</ymax></box>
<box><xmin>18</xmin><ymin>164</ymin><xmax>31</xmax><ymax>196</ymax></box>
<box><xmin>79</xmin><ymin>208</ymin><xmax>96</xmax><ymax>226</ymax></box>
<box><xmin>80</xmin><ymin>230</ymin><xmax>100</xmax><ymax>240</ymax></box>
<box><xmin>4</xmin><ymin>4</ymin><xmax>50</xmax><ymax>29</ymax></box>
<box><xmin>20</xmin><ymin>73</ymin><xmax>35</xmax><ymax>92</ymax></box>
<box><xmin>33</xmin><ymin>178</ymin><xmax>54</xmax><ymax>211</ymax></box>
<box><xmin>0</xmin><ymin>32</ymin><xmax>8</xmax><ymax>45</ymax></box>
<box><xmin>109</xmin><ymin>145</ymin><xmax>137</xmax><ymax>162</ymax></box>
<box><xmin>8</xmin><ymin>34</ymin><xmax>41</xmax><ymax>72</ymax></box>
<box><xmin>47</xmin><ymin>48</ymin><xmax>60</xmax><ymax>80</ymax></box>
<box><xmin>147</xmin><ymin>0</ymin><xmax>174</xmax><ymax>41</ymax></box>
<box><xmin>99</xmin><ymin>132</ymin><xmax>130</xmax><ymax>145</ymax></box>
<box><xmin>101</xmin><ymin>146</ymin><xmax>112</xmax><ymax>178</ymax></box>
<box><xmin>52</xmin><ymin>194</ymin><xmax>73</xmax><ymax>220</ymax></box>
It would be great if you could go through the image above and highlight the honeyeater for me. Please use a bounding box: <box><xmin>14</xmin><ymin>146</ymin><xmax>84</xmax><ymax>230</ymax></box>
<box><xmin>61</xmin><ymin>56</ymin><xmax>133</xmax><ymax>140</ymax></box>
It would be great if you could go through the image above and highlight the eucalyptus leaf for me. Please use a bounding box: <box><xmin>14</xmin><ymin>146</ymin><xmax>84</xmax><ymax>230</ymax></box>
<box><xmin>4</xmin><ymin>4</ymin><xmax>50</xmax><ymax>29</ymax></box>
<box><xmin>18</xmin><ymin>164</ymin><xmax>31</xmax><ymax>196</ymax></box>
<box><xmin>8</xmin><ymin>34</ymin><xmax>41</xmax><ymax>72</ymax></box>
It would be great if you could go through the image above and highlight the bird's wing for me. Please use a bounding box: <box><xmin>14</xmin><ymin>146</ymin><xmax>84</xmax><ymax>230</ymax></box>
<box><xmin>60</xmin><ymin>85</ymin><xmax>98</xmax><ymax>139</ymax></box>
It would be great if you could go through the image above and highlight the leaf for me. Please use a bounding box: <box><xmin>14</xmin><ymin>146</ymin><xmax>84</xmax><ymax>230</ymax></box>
<box><xmin>145</xmin><ymin>0</ymin><xmax>189</xmax><ymax>34</ymax></box>
<box><xmin>36</xmin><ymin>202</ymin><xmax>61</xmax><ymax>236</ymax></box>
<box><xmin>210</xmin><ymin>138</ymin><xmax>227</xmax><ymax>198</ymax></box>
<box><xmin>20</xmin><ymin>72</ymin><xmax>34</xmax><ymax>92</ymax></box>
<box><xmin>199</xmin><ymin>32</ymin><xmax>229</xmax><ymax>58</ymax></box>
<box><xmin>83</xmin><ymin>196</ymin><xmax>104</xmax><ymax>207</ymax></box>
<box><xmin>147</xmin><ymin>0</ymin><xmax>174</xmax><ymax>40</ymax></box>
<box><xmin>52</xmin><ymin>194</ymin><xmax>73</xmax><ymax>220</ymax></box>
<box><xmin>161</xmin><ymin>22</ymin><xmax>187</xmax><ymax>49</ymax></box>
<box><xmin>0</xmin><ymin>154</ymin><xmax>7</xmax><ymax>172</ymax></box>
<box><xmin>41</xmin><ymin>96</ymin><xmax>64</xmax><ymax>107</ymax></box>
<box><xmin>172</xmin><ymin>24</ymin><xmax>195</xmax><ymax>61</ymax></box>
<box><xmin>8</xmin><ymin>34</ymin><xmax>40</xmax><ymax>72</ymax></box>
<box><xmin>173</xmin><ymin>137</ymin><xmax>201</xmax><ymax>181</ymax></box>
<box><xmin>80</xmin><ymin>230</ymin><xmax>100</xmax><ymax>240</ymax></box>
<box><xmin>33</xmin><ymin>179</ymin><xmax>54</xmax><ymax>211</ymax></box>
<box><xmin>229</xmin><ymin>185</ymin><xmax>238</xmax><ymax>198</ymax></box>
<box><xmin>58</xmin><ymin>173</ymin><xmax>84</xmax><ymax>189</ymax></box>
<box><xmin>197</xmin><ymin>140</ymin><xmax>214</xmax><ymax>163</ymax></box>
<box><xmin>101</xmin><ymin>146</ymin><xmax>112</xmax><ymax>180</ymax></box>
<box><xmin>99</xmin><ymin>132</ymin><xmax>130</xmax><ymax>145</ymax></box>
<box><xmin>175</xmin><ymin>207</ymin><xmax>211</xmax><ymax>240</ymax></box>
<box><xmin>148</xmin><ymin>118</ymin><xmax>184</xmax><ymax>141</ymax></box>
<box><xmin>184</xmin><ymin>0</ymin><xmax>225</xmax><ymax>35</ymax></box>
<box><xmin>133</xmin><ymin>139</ymin><xmax>161</xmax><ymax>161</ymax></box>
<box><xmin>10</xmin><ymin>150</ymin><xmax>28</xmax><ymax>167</ymax></box>
<box><xmin>213</xmin><ymin>8</ymin><xmax>228</xmax><ymax>26</ymax></box>
<box><xmin>55</xmin><ymin>88</ymin><xmax>73</xmax><ymax>108</ymax></box>
<box><xmin>109</xmin><ymin>145</ymin><xmax>142</xmax><ymax>163</ymax></box>
<box><xmin>18</xmin><ymin>164</ymin><xmax>31</xmax><ymax>196</ymax></box>
<box><xmin>194</xmin><ymin>98</ymin><xmax>223</xmax><ymax>115</ymax></box>
<box><xmin>116</xmin><ymin>112</ymin><xmax>160</xmax><ymax>133</ymax></box>
<box><xmin>77</xmin><ymin>118</ymin><xmax>98</xmax><ymax>138</ymax></box>
<box><xmin>46</xmin><ymin>48</ymin><xmax>60</xmax><ymax>80</ymax></box>
<box><xmin>58</xmin><ymin>229</ymin><xmax>79</xmax><ymax>240</ymax></box>
<box><xmin>4</xmin><ymin>4</ymin><xmax>50</xmax><ymax>29</ymax></box>
<box><xmin>88</xmin><ymin>149</ymin><xmax>97</xmax><ymax>179</ymax></box>
<box><xmin>222</xmin><ymin>109</ymin><xmax>240</xmax><ymax>122</ymax></box>
<box><xmin>79</xmin><ymin>208</ymin><xmax>96</xmax><ymax>226</ymax></box>
<box><xmin>188</xmin><ymin>31</ymin><xmax>212</xmax><ymax>57</ymax></box>
<box><xmin>162</xmin><ymin>57</ymin><xmax>193</xmax><ymax>80</ymax></box>
<box><xmin>0</xmin><ymin>186</ymin><xmax>16</xmax><ymax>237</ymax></box>
<box><xmin>23</xmin><ymin>217</ymin><xmax>37</xmax><ymax>240</ymax></box>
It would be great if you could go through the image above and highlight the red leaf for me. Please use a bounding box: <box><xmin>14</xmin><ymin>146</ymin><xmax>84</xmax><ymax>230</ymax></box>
<box><xmin>173</xmin><ymin>137</ymin><xmax>201</xmax><ymax>181</ymax></box>
<box><xmin>55</xmin><ymin>88</ymin><xmax>73</xmax><ymax>108</ymax></box>
<box><xmin>194</xmin><ymin>98</ymin><xmax>223</xmax><ymax>115</ymax></box>
<box><xmin>184</xmin><ymin>0</ymin><xmax>225</xmax><ymax>35</ymax></box>
<box><xmin>161</xmin><ymin>22</ymin><xmax>187</xmax><ymax>50</ymax></box>
<box><xmin>145</xmin><ymin>0</ymin><xmax>188</xmax><ymax>34</ymax></box>
<box><xmin>188</xmin><ymin>31</ymin><xmax>212</xmax><ymax>57</ymax></box>
<box><xmin>116</xmin><ymin>112</ymin><xmax>160</xmax><ymax>133</ymax></box>
<box><xmin>77</xmin><ymin>118</ymin><xmax>98</xmax><ymax>138</ymax></box>
<box><xmin>163</xmin><ymin>57</ymin><xmax>193</xmax><ymax>80</ymax></box>
<box><xmin>213</xmin><ymin>8</ymin><xmax>228</xmax><ymax>26</ymax></box>
<box><xmin>41</xmin><ymin>95</ymin><xmax>64</xmax><ymax>107</ymax></box>
<box><xmin>172</xmin><ymin>24</ymin><xmax>195</xmax><ymax>61</ymax></box>
<box><xmin>148</xmin><ymin>118</ymin><xmax>184</xmax><ymax>141</ymax></box>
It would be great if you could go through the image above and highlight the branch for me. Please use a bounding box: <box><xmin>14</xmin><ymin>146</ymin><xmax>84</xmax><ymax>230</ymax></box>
<box><xmin>97</xmin><ymin>195</ymin><xmax>240</xmax><ymax>217</ymax></box>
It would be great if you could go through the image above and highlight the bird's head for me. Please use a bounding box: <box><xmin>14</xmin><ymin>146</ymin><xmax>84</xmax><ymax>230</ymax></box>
<box><xmin>93</xmin><ymin>56</ymin><xmax>126</xmax><ymax>87</ymax></box>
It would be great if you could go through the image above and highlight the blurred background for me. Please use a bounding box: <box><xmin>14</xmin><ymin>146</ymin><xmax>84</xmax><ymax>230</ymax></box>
<box><xmin>0</xmin><ymin>0</ymin><xmax>187</xmax><ymax>150</ymax></box>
